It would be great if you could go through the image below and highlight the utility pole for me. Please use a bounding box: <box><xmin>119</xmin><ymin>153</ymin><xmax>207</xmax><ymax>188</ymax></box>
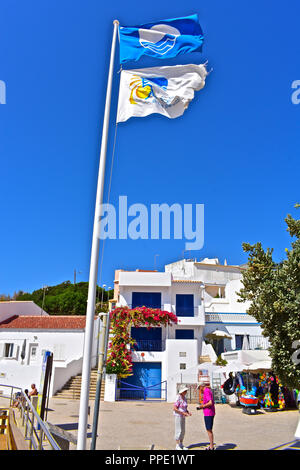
<box><xmin>74</xmin><ymin>269</ymin><xmax>82</xmax><ymax>285</ymax></box>
<box><xmin>41</xmin><ymin>285</ymin><xmax>48</xmax><ymax>315</ymax></box>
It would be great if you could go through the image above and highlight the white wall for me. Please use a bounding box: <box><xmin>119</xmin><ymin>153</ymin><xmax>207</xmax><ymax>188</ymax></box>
<box><xmin>119</xmin><ymin>271</ymin><xmax>171</xmax><ymax>287</ymax></box>
<box><xmin>0</xmin><ymin>318</ymin><xmax>101</xmax><ymax>396</ymax></box>
<box><xmin>165</xmin><ymin>259</ymin><xmax>243</xmax><ymax>285</ymax></box>
<box><xmin>165</xmin><ymin>339</ymin><xmax>199</xmax><ymax>402</ymax></box>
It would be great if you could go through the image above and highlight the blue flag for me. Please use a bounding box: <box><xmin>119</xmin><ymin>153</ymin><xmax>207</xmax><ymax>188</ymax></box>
<box><xmin>119</xmin><ymin>14</ymin><xmax>204</xmax><ymax>64</ymax></box>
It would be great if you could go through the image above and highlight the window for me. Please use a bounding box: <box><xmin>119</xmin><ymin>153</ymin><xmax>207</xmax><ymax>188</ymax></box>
<box><xmin>180</xmin><ymin>363</ymin><xmax>186</xmax><ymax>370</ymax></box>
<box><xmin>4</xmin><ymin>343</ymin><xmax>14</xmax><ymax>358</ymax></box>
<box><xmin>31</xmin><ymin>346</ymin><xmax>37</xmax><ymax>357</ymax></box>
<box><xmin>130</xmin><ymin>327</ymin><xmax>163</xmax><ymax>351</ymax></box>
<box><xmin>53</xmin><ymin>344</ymin><xmax>66</xmax><ymax>361</ymax></box>
<box><xmin>176</xmin><ymin>329</ymin><xmax>194</xmax><ymax>340</ymax></box>
<box><xmin>1</xmin><ymin>343</ymin><xmax>18</xmax><ymax>359</ymax></box>
<box><xmin>176</xmin><ymin>294</ymin><xmax>194</xmax><ymax>317</ymax></box>
<box><xmin>235</xmin><ymin>335</ymin><xmax>250</xmax><ymax>350</ymax></box>
<box><xmin>132</xmin><ymin>292</ymin><xmax>161</xmax><ymax>309</ymax></box>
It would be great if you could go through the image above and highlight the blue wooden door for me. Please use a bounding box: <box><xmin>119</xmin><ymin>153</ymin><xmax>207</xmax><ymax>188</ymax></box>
<box><xmin>123</xmin><ymin>362</ymin><xmax>162</xmax><ymax>399</ymax></box>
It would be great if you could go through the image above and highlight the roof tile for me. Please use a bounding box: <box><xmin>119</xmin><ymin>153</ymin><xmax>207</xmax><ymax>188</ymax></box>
<box><xmin>0</xmin><ymin>315</ymin><xmax>92</xmax><ymax>329</ymax></box>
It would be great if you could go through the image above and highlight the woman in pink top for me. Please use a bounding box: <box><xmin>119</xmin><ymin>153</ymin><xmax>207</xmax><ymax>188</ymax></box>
<box><xmin>197</xmin><ymin>380</ymin><xmax>216</xmax><ymax>450</ymax></box>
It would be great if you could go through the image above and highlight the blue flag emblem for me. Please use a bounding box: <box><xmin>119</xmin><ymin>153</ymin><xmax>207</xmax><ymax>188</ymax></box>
<box><xmin>119</xmin><ymin>14</ymin><xmax>204</xmax><ymax>64</ymax></box>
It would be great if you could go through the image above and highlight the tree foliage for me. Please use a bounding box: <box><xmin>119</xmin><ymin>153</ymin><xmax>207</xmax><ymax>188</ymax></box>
<box><xmin>15</xmin><ymin>281</ymin><xmax>114</xmax><ymax>316</ymax></box>
<box><xmin>239</xmin><ymin>207</ymin><xmax>300</xmax><ymax>389</ymax></box>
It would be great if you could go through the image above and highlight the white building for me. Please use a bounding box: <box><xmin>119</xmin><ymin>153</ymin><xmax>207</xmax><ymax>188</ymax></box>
<box><xmin>111</xmin><ymin>258</ymin><xmax>269</xmax><ymax>402</ymax></box>
<box><xmin>0</xmin><ymin>307</ymin><xmax>100</xmax><ymax>397</ymax></box>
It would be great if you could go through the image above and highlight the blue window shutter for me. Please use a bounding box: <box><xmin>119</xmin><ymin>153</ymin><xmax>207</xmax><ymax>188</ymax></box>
<box><xmin>175</xmin><ymin>329</ymin><xmax>194</xmax><ymax>339</ymax></box>
<box><xmin>132</xmin><ymin>292</ymin><xmax>161</xmax><ymax>309</ymax></box>
<box><xmin>176</xmin><ymin>294</ymin><xmax>194</xmax><ymax>317</ymax></box>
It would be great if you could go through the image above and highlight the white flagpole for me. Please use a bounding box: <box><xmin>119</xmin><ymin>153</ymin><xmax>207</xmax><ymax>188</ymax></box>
<box><xmin>77</xmin><ymin>19</ymin><xmax>119</xmax><ymax>450</ymax></box>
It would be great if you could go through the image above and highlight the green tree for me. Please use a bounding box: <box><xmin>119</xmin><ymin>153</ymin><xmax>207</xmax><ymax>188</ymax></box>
<box><xmin>16</xmin><ymin>281</ymin><xmax>114</xmax><ymax>316</ymax></box>
<box><xmin>239</xmin><ymin>206</ymin><xmax>300</xmax><ymax>389</ymax></box>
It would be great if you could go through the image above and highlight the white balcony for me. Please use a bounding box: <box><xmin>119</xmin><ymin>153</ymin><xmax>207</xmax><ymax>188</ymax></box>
<box><xmin>205</xmin><ymin>312</ymin><xmax>259</xmax><ymax>324</ymax></box>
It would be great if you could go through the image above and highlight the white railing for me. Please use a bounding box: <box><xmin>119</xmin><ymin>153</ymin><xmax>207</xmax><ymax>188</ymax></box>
<box><xmin>246</xmin><ymin>335</ymin><xmax>270</xmax><ymax>350</ymax></box>
<box><xmin>169</xmin><ymin>305</ymin><xmax>205</xmax><ymax>325</ymax></box>
<box><xmin>205</xmin><ymin>312</ymin><xmax>258</xmax><ymax>323</ymax></box>
<box><xmin>0</xmin><ymin>384</ymin><xmax>61</xmax><ymax>450</ymax></box>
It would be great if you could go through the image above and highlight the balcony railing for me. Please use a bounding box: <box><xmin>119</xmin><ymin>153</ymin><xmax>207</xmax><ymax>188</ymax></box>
<box><xmin>171</xmin><ymin>306</ymin><xmax>204</xmax><ymax>317</ymax></box>
<box><xmin>133</xmin><ymin>340</ymin><xmax>165</xmax><ymax>352</ymax></box>
<box><xmin>215</xmin><ymin>335</ymin><xmax>270</xmax><ymax>355</ymax></box>
<box><xmin>175</xmin><ymin>306</ymin><xmax>197</xmax><ymax>317</ymax></box>
<box><xmin>205</xmin><ymin>312</ymin><xmax>259</xmax><ymax>323</ymax></box>
<box><xmin>124</xmin><ymin>304</ymin><xmax>205</xmax><ymax>321</ymax></box>
<box><xmin>234</xmin><ymin>335</ymin><xmax>270</xmax><ymax>351</ymax></box>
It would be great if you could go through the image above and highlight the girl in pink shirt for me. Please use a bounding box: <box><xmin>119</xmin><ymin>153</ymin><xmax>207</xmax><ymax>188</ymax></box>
<box><xmin>197</xmin><ymin>381</ymin><xmax>216</xmax><ymax>450</ymax></box>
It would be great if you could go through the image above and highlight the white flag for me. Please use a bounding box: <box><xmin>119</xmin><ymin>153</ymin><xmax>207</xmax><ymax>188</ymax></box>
<box><xmin>116</xmin><ymin>63</ymin><xmax>208</xmax><ymax>123</ymax></box>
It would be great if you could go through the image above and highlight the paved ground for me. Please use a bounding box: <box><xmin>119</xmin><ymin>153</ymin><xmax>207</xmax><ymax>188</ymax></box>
<box><xmin>37</xmin><ymin>399</ymin><xmax>300</xmax><ymax>450</ymax></box>
<box><xmin>1</xmin><ymin>396</ymin><xmax>299</xmax><ymax>450</ymax></box>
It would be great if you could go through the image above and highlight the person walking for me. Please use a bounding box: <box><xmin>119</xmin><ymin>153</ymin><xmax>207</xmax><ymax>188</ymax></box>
<box><xmin>173</xmin><ymin>386</ymin><xmax>192</xmax><ymax>450</ymax></box>
<box><xmin>197</xmin><ymin>380</ymin><xmax>216</xmax><ymax>450</ymax></box>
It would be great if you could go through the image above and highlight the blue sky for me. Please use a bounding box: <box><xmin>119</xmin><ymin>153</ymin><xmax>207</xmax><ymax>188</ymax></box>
<box><xmin>1</xmin><ymin>1</ymin><xmax>299</xmax><ymax>296</ymax></box>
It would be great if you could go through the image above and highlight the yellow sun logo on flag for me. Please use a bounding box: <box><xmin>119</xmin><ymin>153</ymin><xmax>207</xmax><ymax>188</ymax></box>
<box><xmin>129</xmin><ymin>76</ymin><xmax>153</xmax><ymax>104</ymax></box>
<box><xmin>129</xmin><ymin>75</ymin><xmax>167</xmax><ymax>105</ymax></box>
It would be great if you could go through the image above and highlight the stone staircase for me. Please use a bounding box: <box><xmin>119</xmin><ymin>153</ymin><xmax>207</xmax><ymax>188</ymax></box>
<box><xmin>54</xmin><ymin>368</ymin><xmax>105</xmax><ymax>400</ymax></box>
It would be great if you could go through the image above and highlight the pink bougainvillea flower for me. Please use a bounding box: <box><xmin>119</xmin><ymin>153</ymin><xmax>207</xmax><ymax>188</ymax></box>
<box><xmin>106</xmin><ymin>306</ymin><xmax>177</xmax><ymax>378</ymax></box>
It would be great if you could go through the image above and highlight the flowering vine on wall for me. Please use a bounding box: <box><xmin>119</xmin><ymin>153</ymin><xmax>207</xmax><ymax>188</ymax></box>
<box><xmin>106</xmin><ymin>306</ymin><xmax>178</xmax><ymax>378</ymax></box>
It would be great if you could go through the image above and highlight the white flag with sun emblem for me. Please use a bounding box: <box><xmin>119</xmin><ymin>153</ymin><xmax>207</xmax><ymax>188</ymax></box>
<box><xmin>116</xmin><ymin>63</ymin><xmax>208</xmax><ymax>123</ymax></box>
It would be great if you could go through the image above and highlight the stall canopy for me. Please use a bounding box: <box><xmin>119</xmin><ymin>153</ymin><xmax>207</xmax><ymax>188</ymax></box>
<box><xmin>217</xmin><ymin>361</ymin><xmax>247</xmax><ymax>374</ymax></box>
<box><xmin>243</xmin><ymin>360</ymin><xmax>272</xmax><ymax>373</ymax></box>
<box><xmin>205</xmin><ymin>330</ymin><xmax>232</xmax><ymax>341</ymax></box>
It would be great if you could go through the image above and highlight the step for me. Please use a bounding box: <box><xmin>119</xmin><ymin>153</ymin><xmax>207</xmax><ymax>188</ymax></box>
<box><xmin>54</xmin><ymin>369</ymin><xmax>106</xmax><ymax>400</ymax></box>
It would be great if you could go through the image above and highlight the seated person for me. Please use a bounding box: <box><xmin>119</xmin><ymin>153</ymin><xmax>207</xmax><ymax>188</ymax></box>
<box><xmin>29</xmin><ymin>384</ymin><xmax>38</xmax><ymax>397</ymax></box>
<box><xmin>13</xmin><ymin>389</ymin><xmax>29</xmax><ymax>408</ymax></box>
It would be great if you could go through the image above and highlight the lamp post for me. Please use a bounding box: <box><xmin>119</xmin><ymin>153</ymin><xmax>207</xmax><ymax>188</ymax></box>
<box><xmin>101</xmin><ymin>284</ymin><xmax>106</xmax><ymax>309</ymax></box>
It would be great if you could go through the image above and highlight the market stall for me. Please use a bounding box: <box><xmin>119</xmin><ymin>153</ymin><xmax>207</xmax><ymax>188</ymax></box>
<box><xmin>221</xmin><ymin>361</ymin><xmax>298</xmax><ymax>414</ymax></box>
